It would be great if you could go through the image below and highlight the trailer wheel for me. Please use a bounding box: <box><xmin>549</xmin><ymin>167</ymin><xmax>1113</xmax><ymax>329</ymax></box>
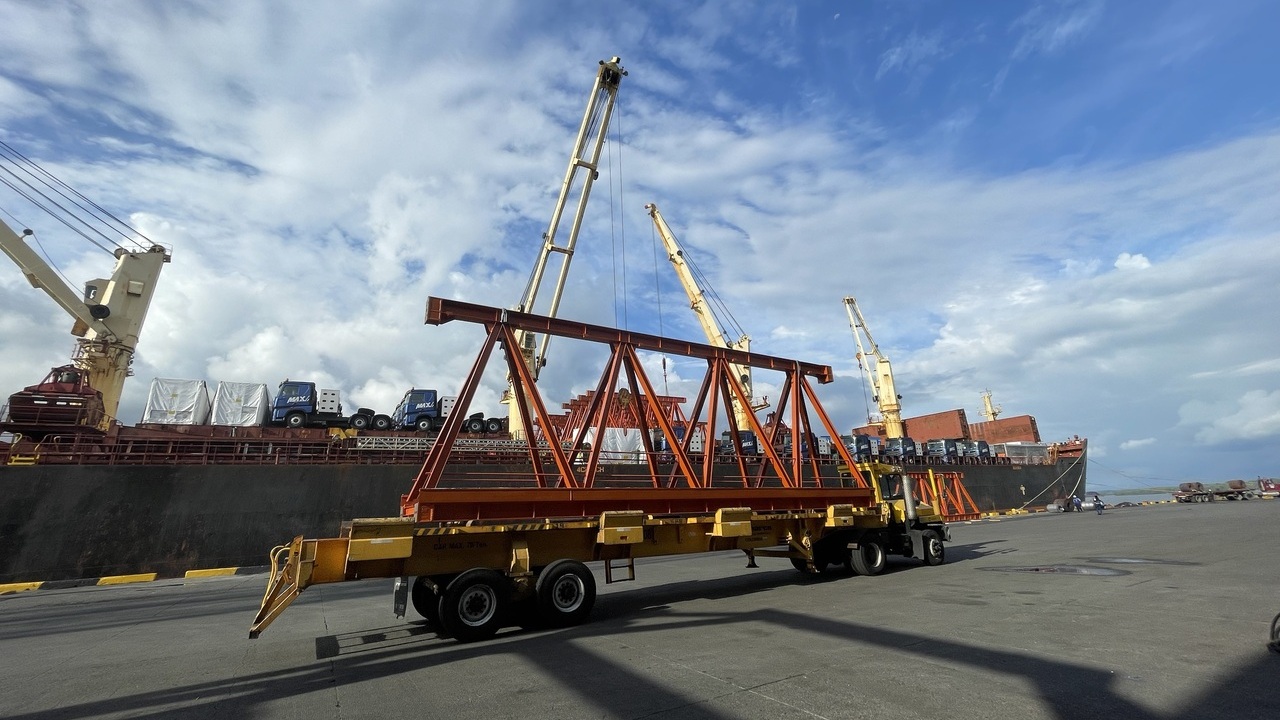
<box><xmin>465</xmin><ymin>418</ymin><xmax>485</xmax><ymax>433</ymax></box>
<box><xmin>438</xmin><ymin>569</ymin><xmax>511</xmax><ymax>642</ymax></box>
<box><xmin>284</xmin><ymin>412</ymin><xmax>306</xmax><ymax>429</ymax></box>
<box><xmin>410</xmin><ymin>576</ymin><xmax>441</xmax><ymax>626</ymax></box>
<box><xmin>849</xmin><ymin>540</ymin><xmax>886</xmax><ymax>576</ymax></box>
<box><xmin>536</xmin><ymin>560</ymin><xmax>596</xmax><ymax>627</ymax></box>
<box><xmin>350</xmin><ymin>414</ymin><xmax>370</xmax><ymax>430</ymax></box>
<box><xmin>415</xmin><ymin>417</ymin><xmax>433</xmax><ymax>432</ymax></box>
<box><xmin>484</xmin><ymin>418</ymin><xmax>503</xmax><ymax>433</ymax></box>
<box><xmin>372</xmin><ymin>414</ymin><xmax>392</xmax><ymax>431</ymax></box>
<box><xmin>921</xmin><ymin>530</ymin><xmax>945</xmax><ymax>566</ymax></box>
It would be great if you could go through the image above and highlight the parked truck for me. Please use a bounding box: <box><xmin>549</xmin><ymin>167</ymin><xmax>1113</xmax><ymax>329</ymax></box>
<box><xmin>269</xmin><ymin>380</ymin><xmax>391</xmax><ymax>430</ymax></box>
<box><xmin>1172</xmin><ymin>480</ymin><xmax>1258</xmax><ymax>503</ymax></box>
<box><xmin>392</xmin><ymin>388</ymin><xmax>505</xmax><ymax>434</ymax></box>
<box><xmin>924</xmin><ymin>438</ymin><xmax>960</xmax><ymax>462</ymax></box>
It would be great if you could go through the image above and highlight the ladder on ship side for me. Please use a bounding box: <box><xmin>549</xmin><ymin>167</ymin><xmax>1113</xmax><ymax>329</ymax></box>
<box><xmin>3</xmin><ymin>433</ymin><xmax>39</xmax><ymax>465</ymax></box>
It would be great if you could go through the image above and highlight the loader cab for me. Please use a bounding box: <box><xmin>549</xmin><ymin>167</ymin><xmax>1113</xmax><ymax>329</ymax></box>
<box><xmin>877</xmin><ymin>471</ymin><xmax>907</xmax><ymax>502</ymax></box>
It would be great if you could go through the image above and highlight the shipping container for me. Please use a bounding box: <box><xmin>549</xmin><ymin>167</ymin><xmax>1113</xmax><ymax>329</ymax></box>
<box><xmin>970</xmin><ymin>414</ymin><xmax>1040</xmax><ymax>443</ymax></box>
<box><xmin>904</xmin><ymin>409</ymin><xmax>970</xmax><ymax>442</ymax></box>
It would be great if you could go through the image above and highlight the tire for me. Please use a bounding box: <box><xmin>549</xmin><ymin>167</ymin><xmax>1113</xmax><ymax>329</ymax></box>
<box><xmin>349</xmin><ymin>414</ymin><xmax>370</xmax><ymax>431</ymax></box>
<box><xmin>465</xmin><ymin>418</ymin><xmax>485</xmax><ymax>433</ymax></box>
<box><xmin>790</xmin><ymin>557</ymin><xmax>827</xmax><ymax>575</ymax></box>
<box><xmin>284</xmin><ymin>412</ymin><xmax>306</xmax><ymax>429</ymax></box>
<box><xmin>849</xmin><ymin>539</ymin><xmax>886</xmax><ymax>576</ymax></box>
<box><xmin>410</xmin><ymin>576</ymin><xmax>441</xmax><ymax>626</ymax></box>
<box><xmin>485</xmin><ymin>418</ymin><xmax>503</xmax><ymax>434</ymax></box>
<box><xmin>415</xmin><ymin>417</ymin><xmax>433</xmax><ymax>432</ymax></box>
<box><xmin>535</xmin><ymin>560</ymin><xmax>596</xmax><ymax>628</ymax></box>
<box><xmin>438</xmin><ymin>569</ymin><xmax>511</xmax><ymax>642</ymax></box>
<box><xmin>372</xmin><ymin>414</ymin><xmax>392</xmax><ymax>431</ymax></box>
<box><xmin>922</xmin><ymin>530</ymin><xmax>945</xmax><ymax>566</ymax></box>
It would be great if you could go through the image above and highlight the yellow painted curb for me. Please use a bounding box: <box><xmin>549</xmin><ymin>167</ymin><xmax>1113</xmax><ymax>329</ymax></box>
<box><xmin>184</xmin><ymin>568</ymin><xmax>237</xmax><ymax>579</ymax></box>
<box><xmin>0</xmin><ymin>582</ymin><xmax>42</xmax><ymax>594</ymax></box>
<box><xmin>97</xmin><ymin>573</ymin><xmax>159</xmax><ymax>586</ymax></box>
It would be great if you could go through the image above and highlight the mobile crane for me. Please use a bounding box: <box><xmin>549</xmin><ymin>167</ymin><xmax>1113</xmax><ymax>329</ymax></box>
<box><xmin>1</xmin><ymin>218</ymin><xmax>169</xmax><ymax>429</ymax></box>
<box><xmin>843</xmin><ymin>296</ymin><xmax>904</xmax><ymax>439</ymax></box>
<box><xmin>645</xmin><ymin>202</ymin><xmax>767</xmax><ymax>432</ymax></box>
<box><xmin>504</xmin><ymin>57</ymin><xmax>626</xmax><ymax>439</ymax></box>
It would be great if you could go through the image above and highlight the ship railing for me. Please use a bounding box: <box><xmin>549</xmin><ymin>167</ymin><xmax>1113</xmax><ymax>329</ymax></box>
<box><xmin>1</xmin><ymin>432</ymin><xmax>863</xmax><ymax>474</ymax></box>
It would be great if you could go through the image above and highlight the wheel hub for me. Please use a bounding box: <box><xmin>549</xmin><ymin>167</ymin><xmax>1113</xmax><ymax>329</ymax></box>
<box><xmin>459</xmin><ymin>586</ymin><xmax>496</xmax><ymax>626</ymax></box>
<box><xmin>552</xmin><ymin>576</ymin><xmax>584</xmax><ymax>612</ymax></box>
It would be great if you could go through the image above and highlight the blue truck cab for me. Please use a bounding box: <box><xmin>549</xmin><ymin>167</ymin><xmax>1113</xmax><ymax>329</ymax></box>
<box><xmin>393</xmin><ymin>389</ymin><xmax>445</xmax><ymax>432</ymax></box>
<box><xmin>393</xmin><ymin>389</ymin><xmax>503</xmax><ymax>434</ymax></box>
<box><xmin>883</xmin><ymin>437</ymin><xmax>918</xmax><ymax>460</ymax></box>
<box><xmin>271</xmin><ymin>380</ymin><xmax>389</xmax><ymax>430</ymax></box>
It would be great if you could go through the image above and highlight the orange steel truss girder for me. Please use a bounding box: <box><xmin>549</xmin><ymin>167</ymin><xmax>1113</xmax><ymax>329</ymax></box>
<box><xmin>559</xmin><ymin>389</ymin><xmax>687</xmax><ymax>439</ymax></box>
<box><xmin>911</xmin><ymin>470</ymin><xmax>982</xmax><ymax>521</ymax></box>
<box><xmin>402</xmin><ymin>297</ymin><xmax>870</xmax><ymax>519</ymax></box>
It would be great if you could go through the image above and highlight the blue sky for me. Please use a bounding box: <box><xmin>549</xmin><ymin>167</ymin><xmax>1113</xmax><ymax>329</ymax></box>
<box><xmin>1</xmin><ymin>0</ymin><xmax>1278</xmax><ymax>492</ymax></box>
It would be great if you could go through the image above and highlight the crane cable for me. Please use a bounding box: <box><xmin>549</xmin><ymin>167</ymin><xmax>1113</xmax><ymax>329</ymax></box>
<box><xmin>608</xmin><ymin>101</ymin><xmax>627</xmax><ymax>330</ymax></box>
<box><xmin>0</xmin><ymin>140</ymin><xmax>150</xmax><ymax>255</ymax></box>
<box><xmin>854</xmin><ymin>347</ymin><xmax>875</xmax><ymax>426</ymax></box>
<box><xmin>675</xmin><ymin>234</ymin><xmax>748</xmax><ymax>345</ymax></box>
<box><xmin>648</xmin><ymin>219</ymin><xmax>669</xmax><ymax>394</ymax></box>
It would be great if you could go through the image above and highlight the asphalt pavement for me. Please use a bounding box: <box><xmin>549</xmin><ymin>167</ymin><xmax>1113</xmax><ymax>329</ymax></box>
<box><xmin>1</xmin><ymin>500</ymin><xmax>1277</xmax><ymax>719</ymax></box>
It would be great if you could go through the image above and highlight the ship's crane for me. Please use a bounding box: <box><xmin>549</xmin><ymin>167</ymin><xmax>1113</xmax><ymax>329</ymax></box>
<box><xmin>1</xmin><ymin>220</ymin><xmax>169</xmax><ymax>426</ymax></box>
<box><xmin>0</xmin><ymin>142</ymin><xmax>170</xmax><ymax>429</ymax></box>
<box><xmin>980</xmin><ymin>389</ymin><xmax>1003</xmax><ymax>421</ymax></box>
<box><xmin>645</xmin><ymin>203</ymin><xmax>767</xmax><ymax>430</ymax></box>
<box><xmin>504</xmin><ymin>56</ymin><xmax>626</xmax><ymax>439</ymax></box>
<box><xmin>842</xmin><ymin>296</ymin><xmax>904</xmax><ymax>439</ymax></box>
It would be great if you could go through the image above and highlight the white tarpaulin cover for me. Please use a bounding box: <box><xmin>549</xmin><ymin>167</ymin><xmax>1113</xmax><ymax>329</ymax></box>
<box><xmin>211</xmin><ymin>381</ymin><xmax>271</xmax><ymax>426</ymax></box>
<box><xmin>141</xmin><ymin>378</ymin><xmax>212</xmax><ymax>425</ymax></box>
<box><xmin>582</xmin><ymin>427</ymin><xmax>646</xmax><ymax>464</ymax></box>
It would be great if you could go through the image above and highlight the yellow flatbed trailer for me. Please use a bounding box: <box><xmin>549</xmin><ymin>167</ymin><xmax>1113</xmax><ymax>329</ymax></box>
<box><xmin>251</xmin><ymin>477</ymin><xmax>950</xmax><ymax>642</ymax></box>
<box><xmin>250</xmin><ymin>299</ymin><xmax>958</xmax><ymax>642</ymax></box>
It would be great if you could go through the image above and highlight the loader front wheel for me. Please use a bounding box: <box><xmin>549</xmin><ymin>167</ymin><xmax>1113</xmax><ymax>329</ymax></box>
<box><xmin>922</xmin><ymin>530</ymin><xmax>946</xmax><ymax>566</ymax></box>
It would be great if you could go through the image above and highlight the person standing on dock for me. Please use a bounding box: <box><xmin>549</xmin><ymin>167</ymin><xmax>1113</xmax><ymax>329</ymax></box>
<box><xmin>1072</xmin><ymin>495</ymin><xmax>1083</xmax><ymax>513</ymax></box>
<box><xmin>1094</xmin><ymin>495</ymin><xmax>1105</xmax><ymax>515</ymax></box>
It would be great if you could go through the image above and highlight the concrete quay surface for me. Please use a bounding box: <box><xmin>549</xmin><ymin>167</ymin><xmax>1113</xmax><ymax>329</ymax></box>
<box><xmin>1</xmin><ymin>501</ymin><xmax>1276</xmax><ymax>720</ymax></box>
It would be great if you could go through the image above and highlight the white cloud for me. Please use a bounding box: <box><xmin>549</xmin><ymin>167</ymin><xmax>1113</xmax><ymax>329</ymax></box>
<box><xmin>1011</xmin><ymin>1</ymin><xmax>1103</xmax><ymax>60</ymax></box>
<box><xmin>876</xmin><ymin>31</ymin><xmax>947</xmax><ymax>80</ymax></box>
<box><xmin>1180</xmin><ymin>390</ymin><xmax>1280</xmax><ymax>445</ymax></box>
<box><xmin>1120</xmin><ymin>438</ymin><xmax>1156</xmax><ymax>450</ymax></box>
<box><xmin>1114</xmin><ymin>252</ymin><xmax>1151</xmax><ymax>270</ymax></box>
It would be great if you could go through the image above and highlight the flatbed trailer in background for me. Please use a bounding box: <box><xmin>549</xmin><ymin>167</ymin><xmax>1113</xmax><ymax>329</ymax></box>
<box><xmin>1173</xmin><ymin>480</ymin><xmax>1259</xmax><ymax>503</ymax></box>
<box><xmin>249</xmin><ymin>298</ymin><xmax>962</xmax><ymax>642</ymax></box>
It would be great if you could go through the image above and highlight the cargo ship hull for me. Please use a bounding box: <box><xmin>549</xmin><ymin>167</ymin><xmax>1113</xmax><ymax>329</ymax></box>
<box><xmin>0</xmin><ymin>446</ymin><xmax>1085</xmax><ymax>583</ymax></box>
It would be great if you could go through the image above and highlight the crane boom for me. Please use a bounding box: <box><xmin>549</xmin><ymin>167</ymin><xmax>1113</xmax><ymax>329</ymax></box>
<box><xmin>646</xmin><ymin>203</ymin><xmax>766</xmax><ymax>430</ymax></box>
<box><xmin>1</xmin><ymin>219</ymin><xmax>169</xmax><ymax>424</ymax></box>
<box><xmin>504</xmin><ymin>57</ymin><xmax>626</xmax><ymax>439</ymax></box>
<box><xmin>842</xmin><ymin>296</ymin><xmax>904</xmax><ymax>439</ymax></box>
<box><xmin>980</xmin><ymin>390</ymin><xmax>1003</xmax><ymax>421</ymax></box>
